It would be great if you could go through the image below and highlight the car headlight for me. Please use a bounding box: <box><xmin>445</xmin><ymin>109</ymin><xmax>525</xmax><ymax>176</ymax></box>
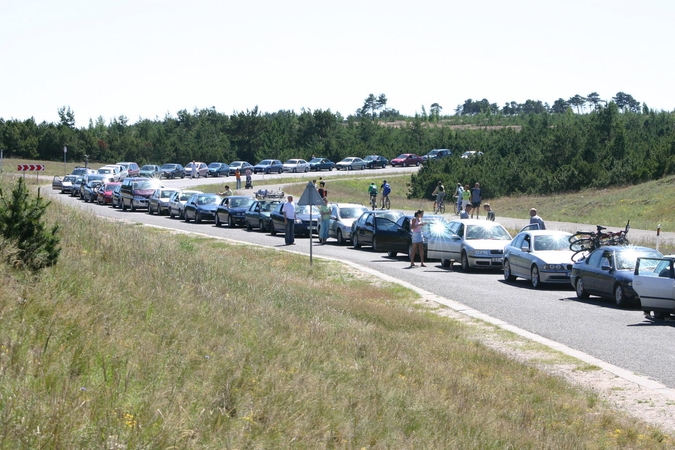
<box><xmin>542</xmin><ymin>264</ymin><xmax>564</xmax><ymax>270</ymax></box>
<box><xmin>295</xmin><ymin>219</ymin><xmax>303</xmax><ymax>224</ymax></box>
<box><xmin>472</xmin><ymin>250</ymin><xmax>490</xmax><ymax>256</ymax></box>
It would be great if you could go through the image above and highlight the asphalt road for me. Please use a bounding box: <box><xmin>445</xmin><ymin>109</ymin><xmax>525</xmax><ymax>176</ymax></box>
<box><xmin>48</xmin><ymin>168</ymin><xmax>675</xmax><ymax>390</ymax></box>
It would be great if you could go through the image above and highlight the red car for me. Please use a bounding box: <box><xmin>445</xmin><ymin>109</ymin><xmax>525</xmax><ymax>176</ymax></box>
<box><xmin>97</xmin><ymin>182</ymin><xmax>121</xmax><ymax>205</ymax></box>
<box><xmin>390</xmin><ymin>153</ymin><xmax>422</xmax><ymax>167</ymax></box>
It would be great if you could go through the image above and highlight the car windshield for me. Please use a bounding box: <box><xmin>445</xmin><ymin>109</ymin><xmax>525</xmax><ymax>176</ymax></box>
<box><xmin>98</xmin><ymin>168</ymin><xmax>112</xmax><ymax>174</ymax></box>
<box><xmin>64</xmin><ymin>176</ymin><xmax>77</xmax><ymax>182</ymax></box>
<box><xmin>309</xmin><ymin>158</ymin><xmax>323</xmax><ymax>163</ymax></box>
<box><xmin>179</xmin><ymin>193</ymin><xmax>194</xmax><ymax>201</ymax></box>
<box><xmin>160</xmin><ymin>190</ymin><xmax>176</xmax><ymax>198</ymax></box>
<box><xmin>258</xmin><ymin>160</ymin><xmax>272</xmax><ymax>165</ymax></box>
<box><xmin>533</xmin><ymin>235</ymin><xmax>571</xmax><ymax>251</ymax></box>
<box><xmin>395</xmin><ymin>154</ymin><xmax>408</xmax><ymax>159</ymax></box>
<box><xmin>160</xmin><ymin>164</ymin><xmax>176</xmax><ymax>169</ymax></box>
<box><xmin>340</xmin><ymin>207</ymin><xmax>368</xmax><ymax>219</ymax></box>
<box><xmin>208</xmin><ymin>163</ymin><xmax>221</xmax><ymax>168</ymax></box>
<box><xmin>615</xmin><ymin>250</ymin><xmax>662</xmax><ymax>270</ymax></box>
<box><xmin>364</xmin><ymin>156</ymin><xmax>375</xmax><ymax>161</ymax></box>
<box><xmin>465</xmin><ymin>224</ymin><xmax>511</xmax><ymax>240</ymax></box>
<box><xmin>231</xmin><ymin>162</ymin><xmax>243</xmax><ymax>167</ymax></box>
<box><xmin>141</xmin><ymin>165</ymin><xmax>154</xmax><ymax>171</ymax></box>
<box><xmin>296</xmin><ymin>205</ymin><xmax>320</xmax><ymax>215</ymax></box>
<box><xmin>132</xmin><ymin>180</ymin><xmax>158</xmax><ymax>190</ymax></box>
<box><xmin>230</xmin><ymin>198</ymin><xmax>254</xmax><ymax>208</ymax></box>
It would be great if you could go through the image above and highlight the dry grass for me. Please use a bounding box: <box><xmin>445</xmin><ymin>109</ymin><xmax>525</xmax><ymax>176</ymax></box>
<box><xmin>0</xmin><ymin>178</ymin><xmax>672</xmax><ymax>448</ymax></box>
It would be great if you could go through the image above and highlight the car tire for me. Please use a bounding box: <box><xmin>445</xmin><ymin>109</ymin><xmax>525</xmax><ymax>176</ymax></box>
<box><xmin>387</xmin><ymin>251</ymin><xmax>397</xmax><ymax>258</ymax></box>
<box><xmin>170</xmin><ymin>209</ymin><xmax>175</xmax><ymax>219</ymax></box>
<box><xmin>304</xmin><ymin>167</ymin><xmax>308</xmax><ymax>172</ymax></box>
<box><xmin>348</xmin><ymin>166</ymin><xmax>352</xmax><ymax>171</ymax></box>
<box><xmin>184</xmin><ymin>212</ymin><xmax>190</xmax><ymax>222</ymax></box>
<box><xmin>403</xmin><ymin>162</ymin><xmax>408</xmax><ymax>167</ymax></box>
<box><xmin>441</xmin><ymin>259</ymin><xmax>452</xmax><ymax>268</ymax></box>
<box><xmin>361</xmin><ymin>165</ymin><xmax>365</xmax><ymax>170</ymax></box>
<box><xmin>372</xmin><ymin>237</ymin><xmax>378</xmax><ymax>252</ymax></box>
<box><xmin>614</xmin><ymin>284</ymin><xmax>627</xmax><ymax>307</ymax></box>
<box><xmin>336</xmin><ymin>229</ymin><xmax>344</xmax><ymax>245</ymax></box>
<box><xmin>215</xmin><ymin>214</ymin><xmax>222</xmax><ymax>227</ymax></box>
<box><xmin>130</xmin><ymin>202</ymin><xmax>136</xmax><ymax>212</ymax></box>
<box><xmin>122</xmin><ymin>201</ymin><xmax>127</xmax><ymax>211</ymax></box>
<box><xmin>575</xmin><ymin>278</ymin><xmax>589</xmax><ymax>299</ymax></box>
<box><xmin>259</xmin><ymin>220</ymin><xmax>265</xmax><ymax>232</ymax></box>
<box><xmin>460</xmin><ymin>252</ymin><xmax>470</xmax><ymax>271</ymax></box>
<box><xmin>531</xmin><ymin>266</ymin><xmax>541</xmax><ymax>288</ymax></box>
<box><xmin>195</xmin><ymin>212</ymin><xmax>201</xmax><ymax>224</ymax></box>
<box><xmin>353</xmin><ymin>234</ymin><xmax>361</xmax><ymax>249</ymax></box>
<box><xmin>503</xmin><ymin>260</ymin><xmax>516</xmax><ymax>281</ymax></box>
<box><xmin>228</xmin><ymin>215</ymin><xmax>235</xmax><ymax>227</ymax></box>
<box><xmin>270</xmin><ymin>222</ymin><xmax>276</xmax><ymax>236</ymax></box>
<box><xmin>329</xmin><ymin>167</ymin><xmax>333</xmax><ymax>171</ymax></box>
<box><xmin>416</xmin><ymin>161</ymin><xmax>420</xmax><ymax>166</ymax></box>
<box><xmin>246</xmin><ymin>221</ymin><xmax>252</xmax><ymax>231</ymax></box>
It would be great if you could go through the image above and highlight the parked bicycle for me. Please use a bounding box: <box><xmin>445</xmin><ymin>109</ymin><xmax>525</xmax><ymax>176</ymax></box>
<box><xmin>568</xmin><ymin>221</ymin><xmax>630</xmax><ymax>261</ymax></box>
<box><xmin>370</xmin><ymin>193</ymin><xmax>377</xmax><ymax>211</ymax></box>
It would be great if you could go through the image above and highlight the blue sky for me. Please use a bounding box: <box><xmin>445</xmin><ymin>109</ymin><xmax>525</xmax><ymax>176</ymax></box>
<box><xmin>2</xmin><ymin>0</ymin><xmax>673</xmax><ymax>126</ymax></box>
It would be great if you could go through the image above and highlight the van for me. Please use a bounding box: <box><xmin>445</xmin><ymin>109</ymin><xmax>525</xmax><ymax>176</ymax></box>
<box><xmin>120</xmin><ymin>177</ymin><xmax>162</xmax><ymax>211</ymax></box>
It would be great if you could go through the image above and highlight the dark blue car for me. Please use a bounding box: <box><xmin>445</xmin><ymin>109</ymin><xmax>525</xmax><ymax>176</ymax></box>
<box><xmin>208</xmin><ymin>162</ymin><xmax>230</xmax><ymax>177</ymax></box>
<box><xmin>183</xmin><ymin>193</ymin><xmax>223</xmax><ymax>223</ymax></box>
<box><xmin>215</xmin><ymin>195</ymin><xmax>256</xmax><ymax>227</ymax></box>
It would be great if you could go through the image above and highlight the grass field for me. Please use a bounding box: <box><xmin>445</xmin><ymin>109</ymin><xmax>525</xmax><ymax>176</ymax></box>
<box><xmin>0</xmin><ymin>174</ymin><xmax>672</xmax><ymax>447</ymax></box>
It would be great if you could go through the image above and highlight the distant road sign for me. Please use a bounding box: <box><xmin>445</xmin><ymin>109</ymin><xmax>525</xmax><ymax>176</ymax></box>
<box><xmin>17</xmin><ymin>164</ymin><xmax>45</xmax><ymax>171</ymax></box>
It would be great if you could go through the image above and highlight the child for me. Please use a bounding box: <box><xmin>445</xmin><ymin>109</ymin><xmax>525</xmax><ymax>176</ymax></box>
<box><xmin>484</xmin><ymin>203</ymin><xmax>495</xmax><ymax>221</ymax></box>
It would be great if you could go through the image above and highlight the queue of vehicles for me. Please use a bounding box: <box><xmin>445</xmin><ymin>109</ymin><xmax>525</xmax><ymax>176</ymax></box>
<box><xmin>54</xmin><ymin>162</ymin><xmax>672</xmax><ymax>320</ymax></box>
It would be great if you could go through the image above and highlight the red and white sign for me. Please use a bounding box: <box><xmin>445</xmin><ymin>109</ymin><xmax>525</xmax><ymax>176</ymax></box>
<box><xmin>17</xmin><ymin>164</ymin><xmax>45</xmax><ymax>171</ymax></box>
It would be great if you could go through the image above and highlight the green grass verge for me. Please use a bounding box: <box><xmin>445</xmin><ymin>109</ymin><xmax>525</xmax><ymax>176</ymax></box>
<box><xmin>0</xmin><ymin>178</ymin><xmax>671</xmax><ymax>448</ymax></box>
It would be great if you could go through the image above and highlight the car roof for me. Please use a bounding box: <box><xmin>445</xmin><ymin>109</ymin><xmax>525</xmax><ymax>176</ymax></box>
<box><xmin>332</xmin><ymin>203</ymin><xmax>367</xmax><ymax>208</ymax></box>
<box><xmin>519</xmin><ymin>230</ymin><xmax>572</xmax><ymax>237</ymax></box>
<box><xmin>449</xmin><ymin>219</ymin><xmax>503</xmax><ymax>225</ymax></box>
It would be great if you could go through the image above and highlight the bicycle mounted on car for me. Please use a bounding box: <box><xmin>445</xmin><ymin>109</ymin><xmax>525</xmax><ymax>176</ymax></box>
<box><xmin>568</xmin><ymin>221</ymin><xmax>631</xmax><ymax>261</ymax></box>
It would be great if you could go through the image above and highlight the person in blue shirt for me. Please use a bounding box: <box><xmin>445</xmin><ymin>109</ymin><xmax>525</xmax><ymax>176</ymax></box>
<box><xmin>529</xmin><ymin>208</ymin><xmax>546</xmax><ymax>230</ymax></box>
<box><xmin>380</xmin><ymin>180</ymin><xmax>391</xmax><ymax>209</ymax></box>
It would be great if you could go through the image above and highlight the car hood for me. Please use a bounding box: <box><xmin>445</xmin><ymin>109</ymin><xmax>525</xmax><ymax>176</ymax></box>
<box><xmin>527</xmin><ymin>250</ymin><xmax>576</xmax><ymax>264</ymax></box>
<box><xmin>195</xmin><ymin>204</ymin><xmax>219</xmax><ymax>212</ymax></box>
<box><xmin>464</xmin><ymin>240</ymin><xmax>510</xmax><ymax>251</ymax></box>
<box><xmin>133</xmin><ymin>189</ymin><xmax>155</xmax><ymax>196</ymax></box>
<box><xmin>228</xmin><ymin>207</ymin><xmax>249</xmax><ymax>214</ymax></box>
<box><xmin>338</xmin><ymin>218</ymin><xmax>358</xmax><ymax>228</ymax></box>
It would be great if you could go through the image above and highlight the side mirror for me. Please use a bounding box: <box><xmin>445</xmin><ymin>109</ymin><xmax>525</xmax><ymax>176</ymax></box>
<box><xmin>520</xmin><ymin>244</ymin><xmax>530</xmax><ymax>252</ymax></box>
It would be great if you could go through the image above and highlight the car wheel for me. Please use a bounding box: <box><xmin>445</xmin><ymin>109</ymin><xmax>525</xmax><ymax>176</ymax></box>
<box><xmin>348</xmin><ymin>166</ymin><xmax>352</xmax><ymax>171</ymax></box>
<box><xmin>215</xmin><ymin>214</ymin><xmax>222</xmax><ymax>227</ymax></box>
<box><xmin>270</xmin><ymin>222</ymin><xmax>276</xmax><ymax>236</ymax></box>
<box><xmin>460</xmin><ymin>252</ymin><xmax>470</xmax><ymax>271</ymax></box>
<box><xmin>195</xmin><ymin>212</ymin><xmax>201</xmax><ymax>224</ymax></box>
<box><xmin>228</xmin><ymin>215</ymin><xmax>235</xmax><ymax>227</ymax></box>
<box><xmin>122</xmin><ymin>201</ymin><xmax>127</xmax><ymax>211</ymax></box>
<box><xmin>503</xmin><ymin>259</ymin><xmax>516</xmax><ymax>281</ymax></box>
<box><xmin>181</xmin><ymin>174</ymin><xmax>185</xmax><ymax>179</ymax></box>
<box><xmin>575</xmin><ymin>278</ymin><xmax>589</xmax><ymax>299</ymax></box>
<box><xmin>184</xmin><ymin>212</ymin><xmax>190</xmax><ymax>222</ymax></box>
<box><xmin>416</xmin><ymin>161</ymin><xmax>420</xmax><ymax>166</ymax></box>
<box><xmin>372</xmin><ymin>237</ymin><xmax>378</xmax><ymax>252</ymax></box>
<box><xmin>353</xmin><ymin>234</ymin><xmax>361</xmax><ymax>249</ymax></box>
<box><xmin>403</xmin><ymin>162</ymin><xmax>408</xmax><ymax>167</ymax></box>
<box><xmin>304</xmin><ymin>167</ymin><xmax>308</xmax><ymax>172</ymax></box>
<box><xmin>531</xmin><ymin>266</ymin><xmax>541</xmax><ymax>288</ymax></box>
<box><xmin>170</xmin><ymin>209</ymin><xmax>175</xmax><ymax>219</ymax></box>
<box><xmin>614</xmin><ymin>284</ymin><xmax>627</xmax><ymax>307</ymax></box>
<box><xmin>336</xmin><ymin>229</ymin><xmax>344</xmax><ymax>245</ymax></box>
<box><xmin>246</xmin><ymin>221</ymin><xmax>252</xmax><ymax>231</ymax></box>
<box><xmin>361</xmin><ymin>165</ymin><xmax>365</xmax><ymax>170</ymax></box>
<box><xmin>293</xmin><ymin>168</ymin><xmax>297</xmax><ymax>173</ymax></box>
<box><xmin>329</xmin><ymin>167</ymin><xmax>333</xmax><ymax>171</ymax></box>
<box><xmin>441</xmin><ymin>259</ymin><xmax>452</xmax><ymax>268</ymax></box>
<box><xmin>259</xmin><ymin>220</ymin><xmax>265</xmax><ymax>231</ymax></box>
<box><xmin>387</xmin><ymin>251</ymin><xmax>397</xmax><ymax>258</ymax></box>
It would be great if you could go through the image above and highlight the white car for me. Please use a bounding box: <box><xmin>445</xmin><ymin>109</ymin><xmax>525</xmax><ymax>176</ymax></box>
<box><xmin>427</xmin><ymin>219</ymin><xmax>512</xmax><ymax>270</ymax></box>
<box><xmin>502</xmin><ymin>230</ymin><xmax>575</xmax><ymax>288</ymax></box>
<box><xmin>282</xmin><ymin>159</ymin><xmax>309</xmax><ymax>173</ymax></box>
<box><xmin>168</xmin><ymin>189</ymin><xmax>203</xmax><ymax>219</ymax></box>
<box><xmin>327</xmin><ymin>203</ymin><xmax>369</xmax><ymax>245</ymax></box>
<box><xmin>634</xmin><ymin>256</ymin><xmax>675</xmax><ymax>319</ymax></box>
<box><xmin>97</xmin><ymin>165</ymin><xmax>122</xmax><ymax>181</ymax></box>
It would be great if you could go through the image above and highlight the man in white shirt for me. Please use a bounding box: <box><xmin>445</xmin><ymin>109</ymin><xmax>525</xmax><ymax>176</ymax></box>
<box><xmin>282</xmin><ymin>196</ymin><xmax>296</xmax><ymax>245</ymax></box>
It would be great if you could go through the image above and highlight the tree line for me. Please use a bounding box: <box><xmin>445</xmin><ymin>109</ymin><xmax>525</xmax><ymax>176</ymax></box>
<box><xmin>1</xmin><ymin>98</ymin><xmax>674</xmax><ymax>200</ymax></box>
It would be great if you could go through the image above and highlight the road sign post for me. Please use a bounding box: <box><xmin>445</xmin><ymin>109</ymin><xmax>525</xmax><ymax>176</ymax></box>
<box><xmin>64</xmin><ymin>146</ymin><xmax>67</xmax><ymax>174</ymax></box>
<box><xmin>297</xmin><ymin>181</ymin><xmax>325</xmax><ymax>266</ymax></box>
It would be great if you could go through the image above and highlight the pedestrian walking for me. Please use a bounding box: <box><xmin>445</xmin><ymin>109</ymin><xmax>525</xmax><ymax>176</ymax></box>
<box><xmin>282</xmin><ymin>195</ymin><xmax>296</xmax><ymax>245</ymax></box>
<box><xmin>235</xmin><ymin>169</ymin><xmax>241</xmax><ymax>189</ymax></box>
<box><xmin>319</xmin><ymin>197</ymin><xmax>331</xmax><ymax>244</ymax></box>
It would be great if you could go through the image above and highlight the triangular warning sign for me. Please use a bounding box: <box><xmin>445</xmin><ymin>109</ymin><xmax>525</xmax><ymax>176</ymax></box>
<box><xmin>297</xmin><ymin>182</ymin><xmax>324</xmax><ymax>206</ymax></box>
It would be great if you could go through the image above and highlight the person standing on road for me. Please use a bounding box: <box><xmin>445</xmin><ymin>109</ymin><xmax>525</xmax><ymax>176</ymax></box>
<box><xmin>462</xmin><ymin>184</ymin><xmax>471</xmax><ymax>212</ymax></box>
<box><xmin>529</xmin><ymin>208</ymin><xmax>546</xmax><ymax>230</ymax></box>
<box><xmin>282</xmin><ymin>195</ymin><xmax>296</xmax><ymax>245</ymax></box>
<box><xmin>455</xmin><ymin>183</ymin><xmax>464</xmax><ymax>214</ymax></box>
<box><xmin>484</xmin><ymin>203</ymin><xmax>495</xmax><ymax>221</ymax></box>
<box><xmin>319</xmin><ymin>197</ymin><xmax>331</xmax><ymax>244</ymax></box>
<box><xmin>471</xmin><ymin>182</ymin><xmax>482</xmax><ymax>219</ymax></box>
<box><xmin>235</xmin><ymin>169</ymin><xmax>241</xmax><ymax>189</ymax></box>
<box><xmin>381</xmin><ymin>179</ymin><xmax>391</xmax><ymax>209</ymax></box>
<box><xmin>190</xmin><ymin>160</ymin><xmax>196</xmax><ymax>179</ymax></box>
<box><xmin>409</xmin><ymin>210</ymin><xmax>427</xmax><ymax>268</ymax></box>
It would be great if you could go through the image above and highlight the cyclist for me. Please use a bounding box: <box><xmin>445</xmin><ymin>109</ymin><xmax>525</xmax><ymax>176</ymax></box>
<box><xmin>368</xmin><ymin>182</ymin><xmax>378</xmax><ymax>209</ymax></box>
<box><xmin>380</xmin><ymin>180</ymin><xmax>391</xmax><ymax>209</ymax></box>
<box><xmin>432</xmin><ymin>181</ymin><xmax>445</xmax><ymax>212</ymax></box>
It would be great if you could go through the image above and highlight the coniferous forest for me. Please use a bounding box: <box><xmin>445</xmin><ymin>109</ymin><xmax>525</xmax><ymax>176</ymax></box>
<box><xmin>1</xmin><ymin>93</ymin><xmax>674</xmax><ymax>200</ymax></box>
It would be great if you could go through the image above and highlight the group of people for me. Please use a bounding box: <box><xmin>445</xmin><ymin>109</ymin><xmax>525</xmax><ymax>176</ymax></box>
<box><xmin>234</xmin><ymin>168</ymin><xmax>253</xmax><ymax>190</ymax></box>
<box><xmin>367</xmin><ymin>180</ymin><xmax>391</xmax><ymax>209</ymax></box>
<box><xmin>454</xmin><ymin>182</ymin><xmax>493</xmax><ymax>220</ymax></box>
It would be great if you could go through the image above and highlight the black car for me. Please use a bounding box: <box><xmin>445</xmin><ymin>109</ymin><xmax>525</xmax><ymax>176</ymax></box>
<box><xmin>207</xmin><ymin>162</ymin><xmax>230</xmax><ymax>177</ymax></box>
<box><xmin>244</xmin><ymin>199</ymin><xmax>282</xmax><ymax>231</ymax></box>
<box><xmin>111</xmin><ymin>184</ymin><xmax>123</xmax><ymax>208</ymax></box>
<box><xmin>350</xmin><ymin>210</ymin><xmax>407</xmax><ymax>252</ymax></box>
<box><xmin>158</xmin><ymin>163</ymin><xmax>186</xmax><ymax>179</ymax></box>
<box><xmin>392</xmin><ymin>214</ymin><xmax>448</xmax><ymax>259</ymax></box>
<box><xmin>253</xmin><ymin>159</ymin><xmax>284</xmax><ymax>174</ymax></box>
<box><xmin>215</xmin><ymin>196</ymin><xmax>256</xmax><ymax>227</ymax></box>
<box><xmin>268</xmin><ymin>202</ymin><xmax>320</xmax><ymax>237</ymax></box>
<box><xmin>308</xmin><ymin>157</ymin><xmax>335</xmax><ymax>171</ymax></box>
<box><xmin>570</xmin><ymin>245</ymin><xmax>662</xmax><ymax>307</ymax></box>
<box><xmin>363</xmin><ymin>155</ymin><xmax>388</xmax><ymax>169</ymax></box>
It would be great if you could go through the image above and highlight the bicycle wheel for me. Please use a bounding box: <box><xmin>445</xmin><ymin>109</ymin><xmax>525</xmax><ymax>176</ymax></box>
<box><xmin>569</xmin><ymin>238</ymin><xmax>595</xmax><ymax>252</ymax></box>
<box><xmin>439</xmin><ymin>203</ymin><xmax>445</xmax><ymax>214</ymax></box>
<box><xmin>384</xmin><ymin>197</ymin><xmax>390</xmax><ymax>210</ymax></box>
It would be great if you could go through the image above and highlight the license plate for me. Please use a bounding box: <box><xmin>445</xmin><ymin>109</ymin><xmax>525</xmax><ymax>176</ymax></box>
<box><xmin>492</xmin><ymin>258</ymin><xmax>502</xmax><ymax>263</ymax></box>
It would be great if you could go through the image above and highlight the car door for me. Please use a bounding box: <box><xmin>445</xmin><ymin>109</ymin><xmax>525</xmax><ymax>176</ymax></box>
<box><xmin>374</xmin><ymin>217</ymin><xmax>409</xmax><ymax>252</ymax></box>
<box><xmin>583</xmin><ymin>249</ymin><xmax>612</xmax><ymax>296</ymax></box>
<box><xmin>634</xmin><ymin>258</ymin><xmax>675</xmax><ymax>312</ymax></box>
<box><xmin>52</xmin><ymin>175</ymin><xmax>63</xmax><ymax>190</ymax></box>
<box><xmin>506</xmin><ymin>234</ymin><xmax>527</xmax><ymax>277</ymax></box>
